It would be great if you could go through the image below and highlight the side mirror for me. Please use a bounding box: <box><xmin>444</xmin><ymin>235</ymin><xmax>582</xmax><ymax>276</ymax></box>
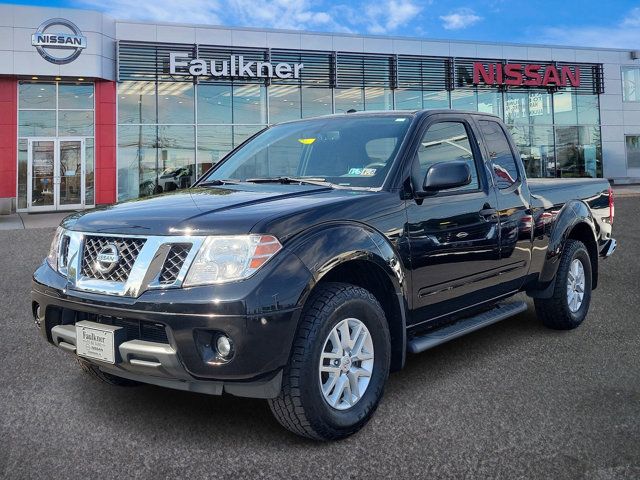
<box><xmin>418</xmin><ymin>161</ymin><xmax>471</xmax><ymax>197</ymax></box>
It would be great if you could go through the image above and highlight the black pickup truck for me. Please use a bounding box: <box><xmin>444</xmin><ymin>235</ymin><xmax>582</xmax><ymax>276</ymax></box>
<box><xmin>32</xmin><ymin>110</ymin><xmax>616</xmax><ymax>440</ymax></box>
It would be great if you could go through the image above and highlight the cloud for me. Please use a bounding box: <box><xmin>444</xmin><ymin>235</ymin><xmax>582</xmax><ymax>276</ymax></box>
<box><xmin>531</xmin><ymin>6</ymin><xmax>640</xmax><ymax>49</ymax></box>
<box><xmin>439</xmin><ymin>8</ymin><xmax>482</xmax><ymax>30</ymax></box>
<box><xmin>76</xmin><ymin>0</ymin><xmax>422</xmax><ymax>35</ymax></box>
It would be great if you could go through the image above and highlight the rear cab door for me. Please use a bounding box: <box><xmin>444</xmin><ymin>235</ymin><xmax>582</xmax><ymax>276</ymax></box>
<box><xmin>473</xmin><ymin>116</ymin><xmax>533</xmax><ymax>293</ymax></box>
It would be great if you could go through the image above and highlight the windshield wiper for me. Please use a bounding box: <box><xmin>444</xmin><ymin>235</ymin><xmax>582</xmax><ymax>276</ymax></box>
<box><xmin>197</xmin><ymin>179</ymin><xmax>240</xmax><ymax>186</ymax></box>
<box><xmin>244</xmin><ymin>177</ymin><xmax>333</xmax><ymax>187</ymax></box>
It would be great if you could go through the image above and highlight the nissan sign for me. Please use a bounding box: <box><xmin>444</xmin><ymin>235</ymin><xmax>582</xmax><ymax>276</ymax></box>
<box><xmin>472</xmin><ymin>62</ymin><xmax>580</xmax><ymax>87</ymax></box>
<box><xmin>169</xmin><ymin>52</ymin><xmax>304</xmax><ymax>79</ymax></box>
<box><xmin>32</xmin><ymin>18</ymin><xmax>87</xmax><ymax>64</ymax></box>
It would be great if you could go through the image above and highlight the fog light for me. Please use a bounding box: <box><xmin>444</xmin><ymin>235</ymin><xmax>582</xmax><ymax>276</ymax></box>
<box><xmin>216</xmin><ymin>335</ymin><xmax>233</xmax><ymax>358</ymax></box>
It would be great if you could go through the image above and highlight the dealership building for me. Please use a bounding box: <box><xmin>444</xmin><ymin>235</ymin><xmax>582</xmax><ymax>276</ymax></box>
<box><xmin>0</xmin><ymin>4</ymin><xmax>639</xmax><ymax>213</ymax></box>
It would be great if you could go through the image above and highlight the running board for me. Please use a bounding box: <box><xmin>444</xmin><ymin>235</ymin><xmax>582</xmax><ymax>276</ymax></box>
<box><xmin>407</xmin><ymin>301</ymin><xmax>528</xmax><ymax>354</ymax></box>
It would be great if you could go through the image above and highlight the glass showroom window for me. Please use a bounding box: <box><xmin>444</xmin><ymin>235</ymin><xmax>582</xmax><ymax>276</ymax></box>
<box><xmin>395</xmin><ymin>89</ymin><xmax>422</xmax><ymax>110</ymax></box>
<box><xmin>157</xmin><ymin>82</ymin><xmax>194</xmax><ymax>124</ymax></box>
<box><xmin>451</xmin><ymin>89</ymin><xmax>477</xmax><ymax>111</ymax></box>
<box><xmin>117</xmin><ymin>81</ymin><xmax>156</xmax><ymax>124</ymax></box>
<box><xmin>269</xmin><ymin>85</ymin><xmax>302</xmax><ymax>124</ymax></box>
<box><xmin>527</xmin><ymin>91</ymin><xmax>553</xmax><ymax>125</ymax></box>
<box><xmin>197</xmin><ymin>84</ymin><xmax>232</xmax><ymax>124</ymax></box>
<box><xmin>197</xmin><ymin>125</ymin><xmax>233</xmax><ymax>177</ymax></box>
<box><xmin>335</xmin><ymin>88</ymin><xmax>364</xmax><ymax>113</ymax></box>
<box><xmin>477</xmin><ymin>90</ymin><xmax>503</xmax><ymax>117</ymax></box>
<box><xmin>233</xmin><ymin>84</ymin><xmax>267</xmax><ymax>124</ymax></box>
<box><xmin>504</xmin><ymin>92</ymin><xmax>529</xmax><ymax>125</ymax></box>
<box><xmin>622</xmin><ymin>67</ymin><xmax>640</xmax><ymax>102</ymax></box>
<box><xmin>17</xmin><ymin>81</ymin><xmax>95</xmax><ymax>208</ymax></box>
<box><xmin>157</xmin><ymin>125</ymin><xmax>195</xmax><ymax>192</ymax></box>
<box><xmin>627</xmin><ymin>135</ymin><xmax>640</xmax><ymax>169</ymax></box>
<box><xmin>301</xmin><ymin>87</ymin><xmax>332</xmax><ymax>118</ymax></box>
<box><xmin>364</xmin><ymin>87</ymin><xmax>393</xmax><ymax>110</ymax></box>
<box><xmin>117</xmin><ymin>125</ymin><xmax>157</xmax><ymax>201</ymax></box>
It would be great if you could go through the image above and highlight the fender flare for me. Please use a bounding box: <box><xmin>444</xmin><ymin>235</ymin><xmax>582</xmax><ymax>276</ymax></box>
<box><xmin>286</xmin><ymin>221</ymin><xmax>409</xmax><ymax>370</ymax></box>
<box><xmin>536</xmin><ymin>199</ymin><xmax>598</xmax><ymax>289</ymax></box>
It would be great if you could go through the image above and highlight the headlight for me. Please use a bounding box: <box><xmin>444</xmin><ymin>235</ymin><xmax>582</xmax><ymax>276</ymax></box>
<box><xmin>183</xmin><ymin>234</ymin><xmax>282</xmax><ymax>286</ymax></box>
<box><xmin>46</xmin><ymin>226</ymin><xmax>64</xmax><ymax>271</ymax></box>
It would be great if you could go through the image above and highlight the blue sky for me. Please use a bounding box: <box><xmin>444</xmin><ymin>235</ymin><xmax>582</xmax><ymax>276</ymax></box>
<box><xmin>7</xmin><ymin>0</ymin><xmax>640</xmax><ymax>48</ymax></box>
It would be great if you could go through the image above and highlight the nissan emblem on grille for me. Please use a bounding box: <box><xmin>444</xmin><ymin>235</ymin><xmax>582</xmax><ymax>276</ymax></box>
<box><xmin>95</xmin><ymin>244</ymin><xmax>120</xmax><ymax>273</ymax></box>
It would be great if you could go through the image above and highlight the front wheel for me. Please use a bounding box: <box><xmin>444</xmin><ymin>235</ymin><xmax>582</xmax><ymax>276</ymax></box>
<box><xmin>534</xmin><ymin>239</ymin><xmax>593</xmax><ymax>330</ymax></box>
<box><xmin>268</xmin><ymin>282</ymin><xmax>391</xmax><ymax>440</ymax></box>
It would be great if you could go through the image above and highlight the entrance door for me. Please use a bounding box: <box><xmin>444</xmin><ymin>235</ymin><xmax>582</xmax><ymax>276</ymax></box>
<box><xmin>27</xmin><ymin>138</ymin><xmax>85</xmax><ymax>212</ymax></box>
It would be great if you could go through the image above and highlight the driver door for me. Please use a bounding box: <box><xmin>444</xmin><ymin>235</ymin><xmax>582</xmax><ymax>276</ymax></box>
<box><xmin>405</xmin><ymin>115</ymin><xmax>501</xmax><ymax>325</ymax></box>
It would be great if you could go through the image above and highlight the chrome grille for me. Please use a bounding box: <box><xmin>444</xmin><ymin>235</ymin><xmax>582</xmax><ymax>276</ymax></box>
<box><xmin>81</xmin><ymin>236</ymin><xmax>146</xmax><ymax>282</ymax></box>
<box><xmin>159</xmin><ymin>244</ymin><xmax>191</xmax><ymax>285</ymax></box>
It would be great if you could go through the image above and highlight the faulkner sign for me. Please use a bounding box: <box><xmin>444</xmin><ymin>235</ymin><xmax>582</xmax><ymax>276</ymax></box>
<box><xmin>169</xmin><ymin>52</ymin><xmax>304</xmax><ymax>79</ymax></box>
<box><xmin>472</xmin><ymin>62</ymin><xmax>581</xmax><ymax>87</ymax></box>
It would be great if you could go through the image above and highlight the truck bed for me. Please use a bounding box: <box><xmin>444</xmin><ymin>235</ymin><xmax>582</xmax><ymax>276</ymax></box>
<box><xmin>528</xmin><ymin>178</ymin><xmax>611</xmax><ymax>209</ymax></box>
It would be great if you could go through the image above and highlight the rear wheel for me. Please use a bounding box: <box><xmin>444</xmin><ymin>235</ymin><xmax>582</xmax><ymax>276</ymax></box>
<box><xmin>268</xmin><ymin>282</ymin><xmax>391</xmax><ymax>440</ymax></box>
<box><xmin>534</xmin><ymin>239</ymin><xmax>592</xmax><ymax>330</ymax></box>
<box><xmin>76</xmin><ymin>357</ymin><xmax>140</xmax><ymax>386</ymax></box>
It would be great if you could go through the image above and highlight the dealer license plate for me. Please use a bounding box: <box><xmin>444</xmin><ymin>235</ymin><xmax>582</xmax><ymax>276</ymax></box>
<box><xmin>76</xmin><ymin>323</ymin><xmax>116</xmax><ymax>364</ymax></box>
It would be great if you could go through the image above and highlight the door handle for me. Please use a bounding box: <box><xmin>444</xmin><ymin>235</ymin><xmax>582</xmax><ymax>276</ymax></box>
<box><xmin>479</xmin><ymin>207</ymin><xmax>497</xmax><ymax>219</ymax></box>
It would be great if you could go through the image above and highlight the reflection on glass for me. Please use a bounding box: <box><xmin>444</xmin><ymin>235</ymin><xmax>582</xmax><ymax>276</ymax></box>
<box><xmin>19</xmin><ymin>110</ymin><xmax>56</xmax><ymax>137</ymax></box>
<box><xmin>58</xmin><ymin>83</ymin><xmax>94</xmax><ymax>109</ymax></box>
<box><xmin>335</xmin><ymin>88</ymin><xmax>364</xmax><ymax>113</ymax></box>
<box><xmin>19</xmin><ymin>82</ymin><xmax>56</xmax><ymax>109</ymax></box>
<box><xmin>31</xmin><ymin>141</ymin><xmax>55</xmax><ymax>207</ymax></box>
<box><xmin>579</xmin><ymin>125</ymin><xmax>602</xmax><ymax>177</ymax></box>
<box><xmin>197</xmin><ymin>84</ymin><xmax>232</xmax><ymax>124</ymax></box>
<box><xmin>553</xmin><ymin>91</ymin><xmax>577</xmax><ymax>125</ymax></box>
<box><xmin>59</xmin><ymin>141</ymin><xmax>82</xmax><ymax>205</ymax></box>
<box><xmin>423</xmin><ymin>90</ymin><xmax>450</xmax><ymax>109</ymax></box>
<box><xmin>197</xmin><ymin>125</ymin><xmax>233</xmax><ymax>176</ymax></box>
<box><xmin>626</xmin><ymin>135</ymin><xmax>640</xmax><ymax>169</ymax></box>
<box><xmin>18</xmin><ymin>140</ymin><xmax>27</xmax><ymax>209</ymax></box>
<box><xmin>531</xmin><ymin>126</ymin><xmax>556</xmax><ymax>177</ymax></box>
<box><xmin>301</xmin><ymin>87</ymin><xmax>332</xmax><ymax>118</ymax></box>
<box><xmin>395</xmin><ymin>89</ymin><xmax>422</xmax><ymax>110</ymax></box>
<box><xmin>158</xmin><ymin>82</ymin><xmax>194</xmax><ymax>124</ymax></box>
<box><xmin>576</xmin><ymin>94</ymin><xmax>600</xmax><ymax>125</ymax></box>
<box><xmin>117</xmin><ymin>81</ymin><xmax>156</xmax><ymax>124</ymax></box>
<box><xmin>527</xmin><ymin>91</ymin><xmax>552</xmax><ymax>125</ymax></box>
<box><xmin>233</xmin><ymin>85</ymin><xmax>267</xmax><ymax>124</ymax></box>
<box><xmin>555</xmin><ymin>126</ymin><xmax>580</xmax><ymax>177</ymax></box>
<box><xmin>622</xmin><ymin>67</ymin><xmax>640</xmax><ymax>102</ymax></box>
<box><xmin>504</xmin><ymin>92</ymin><xmax>528</xmax><ymax>124</ymax></box>
<box><xmin>451</xmin><ymin>89</ymin><xmax>477</xmax><ymax>111</ymax></box>
<box><xmin>477</xmin><ymin>90</ymin><xmax>502</xmax><ymax>117</ymax></box>
<box><xmin>59</xmin><ymin>111</ymin><xmax>94</xmax><ymax>136</ymax></box>
<box><xmin>233</xmin><ymin>125</ymin><xmax>266</xmax><ymax>147</ymax></box>
<box><xmin>86</xmin><ymin>138</ymin><xmax>94</xmax><ymax>205</ymax></box>
<box><xmin>157</xmin><ymin>125</ymin><xmax>195</xmax><ymax>192</ymax></box>
<box><xmin>364</xmin><ymin>87</ymin><xmax>392</xmax><ymax>111</ymax></box>
<box><xmin>269</xmin><ymin>85</ymin><xmax>302</xmax><ymax>124</ymax></box>
<box><xmin>118</xmin><ymin>125</ymin><xmax>157</xmax><ymax>201</ymax></box>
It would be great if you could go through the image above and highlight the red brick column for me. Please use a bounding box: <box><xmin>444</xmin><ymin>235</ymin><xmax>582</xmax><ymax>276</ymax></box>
<box><xmin>0</xmin><ymin>77</ymin><xmax>17</xmax><ymax>207</ymax></box>
<box><xmin>95</xmin><ymin>80</ymin><xmax>117</xmax><ymax>205</ymax></box>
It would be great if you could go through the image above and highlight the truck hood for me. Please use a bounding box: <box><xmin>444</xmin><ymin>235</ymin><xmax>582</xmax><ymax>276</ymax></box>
<box><xmin>62</xmin><ymin>184</ymin><xmax>387</xmax><ymax>238</ymax></box>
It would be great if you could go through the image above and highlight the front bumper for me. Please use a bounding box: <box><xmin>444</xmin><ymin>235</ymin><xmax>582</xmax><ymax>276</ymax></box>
<box><xmin>32</xmin><ymin>249</ymin><xmax>312</xmax><ymax>398</ymax></box>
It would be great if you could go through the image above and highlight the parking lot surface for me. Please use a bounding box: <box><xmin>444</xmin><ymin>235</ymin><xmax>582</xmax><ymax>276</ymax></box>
<box><xmin>0</xmin><ymin>198</ymin><xmax>638</xmax><ymax>479</ymax></box>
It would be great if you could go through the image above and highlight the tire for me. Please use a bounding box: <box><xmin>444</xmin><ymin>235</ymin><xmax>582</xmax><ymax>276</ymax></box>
<box><xmin>534</xmin><ymin>239</ymin><xmax>593</xmax><ymax>330</ymax></box>
<box><xmin>76</xmin><ymin>357</ymin><xmax>141</xmax><ymax>387</ymax></box>
<box><xmin>268</xmin><ymin>282</ymin><xmax>391</xmax><ymax>440</ymax></box>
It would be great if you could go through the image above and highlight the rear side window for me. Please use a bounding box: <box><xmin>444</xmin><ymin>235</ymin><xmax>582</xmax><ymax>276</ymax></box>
<box><xmin>417</xmin><ymin>121</ymin><xmax>479</xmax><ymax>192</ymax></box>
<box><xmin>479</xmin><ymin>120</ymin><xmax>519</xmax><ymax>189</ymax></box>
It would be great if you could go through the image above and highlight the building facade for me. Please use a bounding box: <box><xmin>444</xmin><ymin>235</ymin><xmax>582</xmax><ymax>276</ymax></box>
<box><xmin>1</xmin><ymin>4</ymin><xmax>639</xmax><ymax>213</ymax></box>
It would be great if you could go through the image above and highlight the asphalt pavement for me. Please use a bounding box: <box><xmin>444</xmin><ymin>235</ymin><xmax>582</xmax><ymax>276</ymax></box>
<box><xmin>0</xmin><ymin>198</ymin><xmax>638</xmax><ymax>479</ymax></box>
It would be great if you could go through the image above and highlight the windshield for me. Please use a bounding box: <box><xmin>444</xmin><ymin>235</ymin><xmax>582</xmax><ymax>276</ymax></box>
<box><xmin>200</xmin><ymin>115</ymin><xmax>413</xmax><ymax>188</ymax></box>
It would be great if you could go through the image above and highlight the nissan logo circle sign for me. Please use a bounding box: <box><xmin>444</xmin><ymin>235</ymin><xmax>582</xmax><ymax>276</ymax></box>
<box><xmin>31</xmin><ymin>18</ymin><xmax>87</xmax><ymax>64</ymax></box>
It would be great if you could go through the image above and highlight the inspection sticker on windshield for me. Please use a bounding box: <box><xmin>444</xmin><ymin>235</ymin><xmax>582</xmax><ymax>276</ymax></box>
<box><xmin>347</xmin><ymin>168</ymin><xmax>376</xmax><ymax>176</ymax></box>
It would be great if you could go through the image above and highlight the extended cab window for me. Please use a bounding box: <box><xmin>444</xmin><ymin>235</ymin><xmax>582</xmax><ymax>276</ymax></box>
<box><xmin>479</xmin><ymin>120</ymin><xmax>520</xmax><ymax>189</ymax></box>
<box><xmin>417</xmin><ymin>121</ymin><xmax>479</xmax><ymax>192</ymax></box>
